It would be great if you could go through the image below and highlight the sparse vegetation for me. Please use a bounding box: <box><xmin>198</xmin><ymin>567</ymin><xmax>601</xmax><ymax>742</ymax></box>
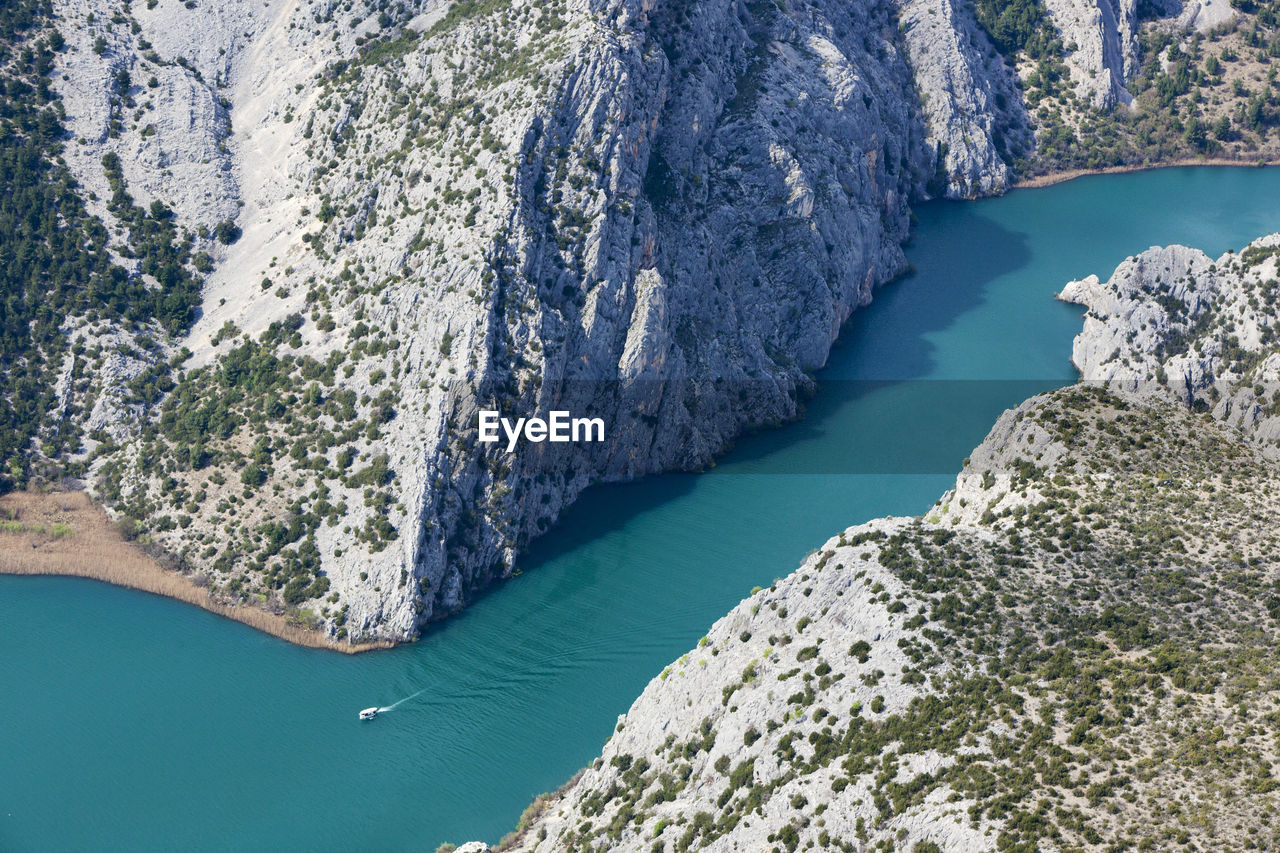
<box><xmin>1019</xmin><ymin>4</ymin><xmax>1280</xmax><ymax>177</ymax></box>
<box><xmin>497</xmin><ymin>380</ymin><xmax>1280</xmax><ymax>850</ymax></box>
<box><xmin>0</xmin><ymin>488</ymin><xmax>388</xmax><ymax>651</ymax></box>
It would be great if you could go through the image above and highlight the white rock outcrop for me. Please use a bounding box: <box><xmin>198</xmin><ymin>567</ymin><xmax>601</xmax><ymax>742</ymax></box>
<box><xmin>1043</xmin><ymin>0</ymin><xmax>1139</xmax><ymax>109</ymax></box>
<box><xmin>897</xmin><ymin>0</ymin><xmax>1032</xmax><ymax>197</ymax></box>
<box><xmin>52</xmin><ymin>0</ymin><xmax>254</xmax><ymax>228</ymax></box>
<box><xmin>50</xmin><ymin>0</ymin><xmax>1030</xmax><ymax>643</ymax></box>
<box><xmin>1175</xmin><ymin>0</ymin><xmax>1238</xmax><ymax>32</ymax></box>
<box><xmin>502</xmin><ymin>518</ymin><xmax>999</xmax><ymax>851</ymax></box>
<box><xmin>1059</xmin><ymin>231</ymin><xmax>1280</xmax><ymax>451</ymax></box>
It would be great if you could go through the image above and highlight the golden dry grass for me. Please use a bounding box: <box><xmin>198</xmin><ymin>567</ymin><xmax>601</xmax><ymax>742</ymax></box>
<box><xmin>1013</xmin><ymin>156</ymin><xmax>1280</xmax><ymax>189</ymax></box>
<box><xmin>0</xmin><ymin>488</ymin><xmax>392</xmax><ymax>653</ymax></box>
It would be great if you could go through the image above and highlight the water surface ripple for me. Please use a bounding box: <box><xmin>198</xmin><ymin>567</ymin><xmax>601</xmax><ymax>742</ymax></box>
<box><xmin>3</xmin><ymin>167</ymin><xmax>1278</xmax><ymax>851</ymax></box>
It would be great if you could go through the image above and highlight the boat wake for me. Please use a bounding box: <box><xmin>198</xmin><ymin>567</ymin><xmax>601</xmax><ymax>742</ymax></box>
<box><xmin>360</xmin><ymin>686</ymin><xmax>430</xmax><ymax>719</ymax></box>
<box><xmin>382</xmin><ymin>686</ymin><xmax>429</xmax><ymax>711</ymax></box>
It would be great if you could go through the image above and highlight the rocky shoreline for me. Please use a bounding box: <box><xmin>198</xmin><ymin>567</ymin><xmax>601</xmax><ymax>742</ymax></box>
<box><xmin>462</xmin><ymin>230</ymin><xmax>1280</xmax><ymax>851</ymax></box>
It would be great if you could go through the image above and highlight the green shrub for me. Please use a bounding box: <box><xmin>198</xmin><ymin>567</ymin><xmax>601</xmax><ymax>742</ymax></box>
<box><xmin>214</xmin><ymin>218</ymin><xmax>241</xmax><ymax>245</ymax></box>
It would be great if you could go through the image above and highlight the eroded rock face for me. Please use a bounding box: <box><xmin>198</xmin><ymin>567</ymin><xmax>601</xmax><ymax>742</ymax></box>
<box><xmin>1175</xmin><ymin>0</ymin><xmax>1238</xmax><ymax>32</ymax></box>
<box><xmin>48</xmin><ymin>0</ymin><xmax>1033</xmax><ymax>643</ymax></box>
<box><xmin>46</xmin><ymin>0</ymin><xmax>1252</xmax><ymax>644</ymax></box>
<box><xmin>896</xmin><ymin>0</ymin><xmax>1032</xmax><ymax>197</ymax></box>
<box><xmin>1033</xmin><ymin>0</ymin><xmax>1234</xmax><ymax>111</ymax></box>
<box><xmin>52</xmin><ymin>0</ymin><xmax>252</xmax><ymax>228</ymax></box>
<box><xmin>342</xmin><ymin>0</ymin><xmax>939</xmax><ymax>639</ymax></box>
<box><xmin>1043</xmin><ymin>0</ymin><xmax>1139</xmax><ymax>109</ymax></box>
<box><xmin>1059</xmin><ymin>232</ymin><xmax>1280</xmax><ymax>450</ymax></box>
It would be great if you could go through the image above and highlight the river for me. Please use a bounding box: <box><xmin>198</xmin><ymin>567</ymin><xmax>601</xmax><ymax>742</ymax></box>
<box><xmin>2</xmin><ymin>166</ymin><xmax>1277</xmax><ymax>851</ymax></box>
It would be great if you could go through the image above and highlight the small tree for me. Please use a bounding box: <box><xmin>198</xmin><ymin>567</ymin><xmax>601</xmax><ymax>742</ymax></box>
<box><xmin>214</xmin><ymin>218</ymin><xmax>241</xmax><ymax>245</ymax></box>
<box><xmin>240</xmin><ymin>463</ymin><xmax>267</xmax><ymax>487</ymax></box>
<box><xmin>1184</xmin><ymin>116</ymin><xmax>1207</xmax><ymax>150</ymax></box>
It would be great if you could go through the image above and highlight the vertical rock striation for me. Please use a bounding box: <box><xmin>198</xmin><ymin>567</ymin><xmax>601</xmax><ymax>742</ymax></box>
<box><xmin>896</xmin><ymin>0</ymin><xmax>1032</xmax><ymax>197</ymax></box>
<box><xmin>1043</xmin><ymin>0</ymin><xmax>1139</xmax><ymax>108</ymax></box>
<box><xmin>47</xmin><ymin>0</ymin><xmax>1025</xmax><ymax>642</ymax></box>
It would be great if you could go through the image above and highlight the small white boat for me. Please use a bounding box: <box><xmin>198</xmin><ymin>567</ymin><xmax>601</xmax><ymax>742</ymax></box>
<box><xmin>359</xmin><ymin>707</ymin><xmax>379</xmax><ymax>721</ymax></box>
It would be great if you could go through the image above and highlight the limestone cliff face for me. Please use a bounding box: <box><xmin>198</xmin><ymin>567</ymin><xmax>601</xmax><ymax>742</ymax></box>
<box><xmin>1033</xmin><ymin>0</ymin><xmax>1236</xmax><ymax>112</ymax></box>
<box><xmin>41</xmin><ymin>0</ymin><xmax>1245</xmax><ymax>643</ymax></box>
<box><xmin>1059</xmin><ymin>231</ymin><xmax>1280</xmax><ymax>451</ymax></box>
<box><xmin>48</xmin><ymin>0</ymin><xmax>1030</xmax><ymax>642</ymax></box>
<box><xmin>53</xmin><ymin>0</ymin><xmax>245</xmax><ymax>230</ymax></box>
<box><xmin>897</xmin><ymin>0</ymin><xmax>1032</xmax><ymax>197</ymax></box>
<box><xmin>1043</xmin><ymin>0</ymin><xmax>1139</xmax><ymax>108</ymax></box>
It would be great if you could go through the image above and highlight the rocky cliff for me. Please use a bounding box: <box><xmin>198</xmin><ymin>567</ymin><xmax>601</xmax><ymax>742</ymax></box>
<box><xmin>40</xmin><ymin>0</ymin><xmax>1032</xmax><ymax>642</ymax></box>
<box><xmin>478</xmin><ymin>237</ymin><xmax>1280</xmax><ymax>851</ymax></box>
<box><xmin>1043</xmin><ymin>0</ymin><xmax>1138</xmax><ymax>109</ymax></box>
<box><xmin>17</xmin><ymin>0</ymin><xmax>1261</xmax><ymax>643</ymax></box>
<box><xmin>897</xmin><ymin>0</ymin><xmax>1032</xmax><ymax>196</ymax></box>
<box><xmin>1060</xmin><ymin>232</ymin><xmax>1280</xmax><ymax>450</ymax></box>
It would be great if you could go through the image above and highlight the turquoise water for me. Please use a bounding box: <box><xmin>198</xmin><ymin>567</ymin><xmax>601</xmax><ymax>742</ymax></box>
<box><xmin>3</xmin><ymin>167</ymin><xmax>1278</xmax><ymax>852</ymax></box>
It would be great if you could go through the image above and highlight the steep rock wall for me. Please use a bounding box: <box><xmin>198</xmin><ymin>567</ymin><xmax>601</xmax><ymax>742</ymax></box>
<box><xmin>1043</xmin><ymin>0</ymin><xmax>1139</xmax><ymax>108</ymax></box>
<box><xmin>897</xmin><ymin>0</ymin><xmax>1032</xmax><ymax>196</ymax></box>
<box><xmin>48</xmin><ymin>0</ymin><xmax>1022</xmax><ymax>643</ymax></box>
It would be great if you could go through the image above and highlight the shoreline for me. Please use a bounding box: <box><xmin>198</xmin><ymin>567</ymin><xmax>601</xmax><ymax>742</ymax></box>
<box><xmin>8</xmin><ymin>161</ymin><xmax>1271</xmax><ymax>657</ymax></box>
<box><xmin>0</xmin><ymin>490</ymin><xmax>394</xmax><ymax>654</ymax></box>
<box><xmin>1013</xmin><ymin>156</ymin><xmax>1280</xmax><ymax>189</ymax></box>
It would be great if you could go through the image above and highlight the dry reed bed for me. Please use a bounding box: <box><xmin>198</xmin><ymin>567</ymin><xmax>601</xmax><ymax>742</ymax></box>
<box><xmin>1014</xmin><ymin>156</ymin><xmax>1280</xmax><ymax>189</ymax></box>
<box><xmin>0</xmin><ymin>489</ymin><xmax>391</xmax><ymax>653</ymax></box>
